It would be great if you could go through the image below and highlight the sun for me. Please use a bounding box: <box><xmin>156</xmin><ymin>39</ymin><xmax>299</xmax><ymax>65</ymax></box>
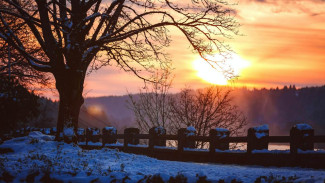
<box><xmin>193</xmin><ymin>53</ymin><xmax>250</xmax><ymax>85</ymax></box>
<box><xmin>87</xmin><ymin>105</ymin><xmax>103</xmax><ymax>116</ymax></box>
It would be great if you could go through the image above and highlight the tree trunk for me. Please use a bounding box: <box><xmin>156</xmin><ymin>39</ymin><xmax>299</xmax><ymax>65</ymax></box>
<box><xmin>55</xmin><ymin>70</ymin><xmax>85</xmax><ymax>143</ymax></box>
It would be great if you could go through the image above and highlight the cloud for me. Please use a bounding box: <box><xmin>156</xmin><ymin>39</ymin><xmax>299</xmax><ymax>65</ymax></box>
<box><xmin>238</xmin><ymin>0</ymin><xmax>325</xmax><ymax>16</ymax></box>
<box><xmin>226</xmin><ymin>0</ymin><xmax>325</xmax><ymax>90</ymax></box>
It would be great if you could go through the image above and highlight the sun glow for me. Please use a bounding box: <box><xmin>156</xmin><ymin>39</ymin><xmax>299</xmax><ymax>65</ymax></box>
<box><xmin>87</xmin><ymin>105</ymin><xmax>103</xmax><ymax>116</ymax></box>
<box><xmin>193</xmin><ymin>53</ymin><xmax>251</xmax><ymax>85</ymax></box>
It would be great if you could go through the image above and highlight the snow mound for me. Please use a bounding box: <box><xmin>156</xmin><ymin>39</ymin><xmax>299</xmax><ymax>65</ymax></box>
<box><xmin>0</xmin><ymin>132</ymin><xmax>55</xmax><ymax>153</ymax></box>
<box><xmin>29</xmin><ymin>131</ymin><xmax>55</xmax><ymax>141</ymax></box>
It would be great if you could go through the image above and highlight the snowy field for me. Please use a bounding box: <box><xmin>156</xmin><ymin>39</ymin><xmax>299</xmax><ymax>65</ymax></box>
<box><xmin>0</xmin><ymin>132</ymin><xmax>325</xmax><ymax>183</ymax></box>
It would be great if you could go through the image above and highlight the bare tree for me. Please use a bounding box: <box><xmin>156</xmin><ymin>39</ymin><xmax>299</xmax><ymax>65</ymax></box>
<box><xmin>169</xmin><ymin>86</ymin><xmax>247</xmax><ymax>148</ymax></box>
<box><xmin>0</xmin><ymin>0</ymin><xmax>239</xmax><ymax>141</ymax></box>
<box><xmin>129</xmin><ymin>84</ymin><xmax>247</xmax><ymax>148</ymax></box>
<box><xmin>128</xmin><ymin>69</ymin><xmax>173</xmax><ymax>133</ymax></box>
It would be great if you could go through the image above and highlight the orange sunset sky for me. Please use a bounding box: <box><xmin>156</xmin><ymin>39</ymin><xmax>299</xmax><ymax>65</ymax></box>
<box><xmin>44</xmin><ymin>0</ymin><xmax>325</xmax><ymax>98</ymax></box>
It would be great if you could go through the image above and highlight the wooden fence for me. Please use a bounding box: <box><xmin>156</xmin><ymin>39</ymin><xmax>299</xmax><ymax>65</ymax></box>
<box><xmin>79</xmin><ymin>125</ymin><xmax>325</xmax><ymax>153</ymax></box>
<box><xmin>74</xmin><ymin>124</ymin><xmax>325</xmax><ymax>168</ymax></box>
<box><xmin>8</xmin><ymin>124</ymin><xmax>325</xmax><ymax>168</ymax></box>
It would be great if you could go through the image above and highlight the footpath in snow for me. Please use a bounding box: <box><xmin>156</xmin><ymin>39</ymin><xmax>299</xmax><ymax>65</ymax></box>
<box><xmin>0</xmin><ymin>132</ymin><xmax>324</xmax><ymax>183</ymax></box>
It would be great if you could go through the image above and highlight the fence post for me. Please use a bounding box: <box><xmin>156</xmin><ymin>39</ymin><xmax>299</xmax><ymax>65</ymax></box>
<box><xmin>290</xmin><ymin>124</ymin><xmax>314</xmax><ymax>154</ymax></box>
<box><xmin>63</xmin><ymin>128</ymin><xmax>75</xmax><ymax>144</ymax></box>
<box><xmin>247</xmin><ymin>125</ymin><xmax>269</xmax><ymax>153</ymax></box>
<box><xmin>124</xmin><ymin>128</ymin><xmax>140</xmax><ymax>149</ymax></box>
<box><xmin>77</xmin><ymin>128</ymin><xmax>85</xmax><ymax>142</ymax></box>
<box><xmin>149</xmin><ymin>126</ymin><xmax>166</xmax><ymax>149</ymax></box>
<box><xmin>209</xmin><ymin>128</ymin><xmax>230</xmax><ymax>153</ymax></box>
<box><xmin>178</xmin><ymin>126</ymin><xmax>196</xmax><ymax>152</ymax></box>
<box><xmin>178</xmin><ymin>128</ymin><xmax>185</xmax><ymax>152</ymax></box>
<box><xmin>102</xmin><ymin>127</ymin><xmax>117</xmax><ymax>147</ymax></box>
<box><xmin>86</xmin><ymin>128</ymin><xmax>100</xmax><ymax>145</ymax></box>
<box><xmin>93</xmin><ymin>128</ymin><xmax>100</xmax><ymax>143</ymax></box>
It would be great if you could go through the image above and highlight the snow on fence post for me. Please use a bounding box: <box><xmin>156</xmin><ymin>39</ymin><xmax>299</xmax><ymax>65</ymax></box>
<box><xmin>149</xmin><ymin>126</ymin><xmax>166</xmax><ymax>149</ymax></box>
<box><xmin>124</xmin><ymin>128</ymin><xmax>140</xmax><ymax>148</ymax></box>
<box><xmin>247</xmin><ymin>125</ymin><xmax>269</xmax><ymax>153</ymax></box>
<box><xmin>178</xmin><ymin>126</ymin><xmax>196</xmax><ymax>152</ymax></box>
<box><xmin>43</xmin><ymin>128</ymin><xmax>51</xmax><ymax>135</ymax></box>
<box><xmin>63</xmin><ymin>127</ymin><xmax>75</xmax><ymax>143</ymax></box>
<box><xmin>102</xmin><ymin>127</ymin><xmax>117</xmax><ymax>146</ymax></box>
<box><xmin>290</xmin><ymin>124</ymin><xmax>314</xmax><ymax>154</ymax></box>
<box><xmin>209</xmin><ymin>128</ymin><xmax>230</xmax><ymax>153</ymax></box>
<box><xmin>86</xmin><ymin>128</ymin><xmax>100</xmax><ymax>145</ymax></box>
<box><xmin>77</xmin><ymin>128</ymin><xmax>86</xmax><ymax>142</ymax></box>
<box><xmin>93</xmin><ymin>128</ymin><xmax>101</xmax><ymax>143</ymax></box>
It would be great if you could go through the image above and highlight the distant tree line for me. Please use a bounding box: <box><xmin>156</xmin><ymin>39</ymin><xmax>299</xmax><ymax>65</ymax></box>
<box><xmin>0</xmin><ymin>77</ymin><xmax>59</xmax><ymax>134</ymax></box>
<box><xmin>233</xmin><ymin>85</ymin><xmax>325</xmax><ymax>135</ymax></box>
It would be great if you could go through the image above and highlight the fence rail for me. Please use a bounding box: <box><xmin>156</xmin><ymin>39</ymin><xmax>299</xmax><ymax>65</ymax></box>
<box><xmin>80</xmin><ymin>134</ymin><xmax>325</xmax><ymax>147</ymax></box>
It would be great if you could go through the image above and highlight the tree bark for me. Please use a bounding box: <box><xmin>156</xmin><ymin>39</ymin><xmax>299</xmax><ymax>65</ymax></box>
<box><xmin>54</xmin><ymin>69</ymin><xmax>85</xmax><ymax>142</ymax></box>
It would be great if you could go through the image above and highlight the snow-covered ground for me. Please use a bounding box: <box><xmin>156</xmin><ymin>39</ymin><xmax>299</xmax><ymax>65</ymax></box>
<box><xmin>0</xmin><ymin>132</ymin><xmax>324</xmax><ymax>183</ymax></box>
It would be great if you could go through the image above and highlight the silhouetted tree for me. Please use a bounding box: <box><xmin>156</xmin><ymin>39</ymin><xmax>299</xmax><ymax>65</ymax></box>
<box><xmin>169</xmin><ymin>86</ymin><xmax>247</xmax><ymax>147</ymax></box>
<box><xmin>129</xmin><ymin>83</ymin><xmax>247</xmax><ymax>148</ymax></box>
<box><xmin>0</xmin><ymin>0</ymin><xmax>239</xmax><ymax>141</ymax></box>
